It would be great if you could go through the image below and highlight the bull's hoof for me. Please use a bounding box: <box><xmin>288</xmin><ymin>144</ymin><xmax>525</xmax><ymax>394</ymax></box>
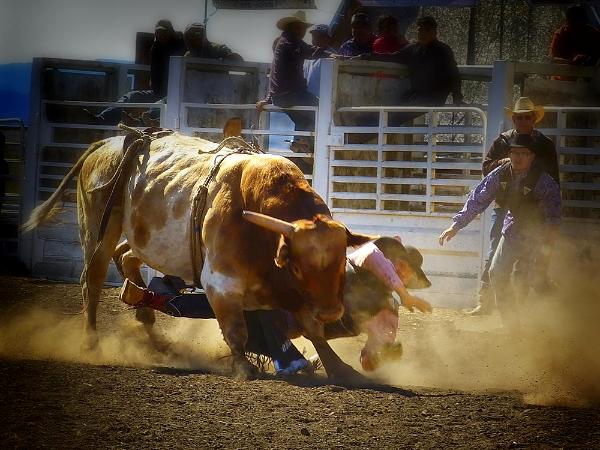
<box><xmin>232</xmin><ymin>358</ymin><xmax>259</xmax><ymax>381</ymax></box>
<box><xmin>81</xmin><ymin>332</ymin><xmax>99</xmax><ymax>352</ymax></box>
<box><xmin>148</xmin><ymin>331</ymin><xmax>172</xmax><ymax>354</ymax></box>
<box><xmin>135</xmin><ymin>307</ymin><xmax>156</xmax><ymax>327</ymax></box>
<box><xmin>328</xmin><ymin>364</ymin><xmax>369</xmax><ymax>385</ymax></box>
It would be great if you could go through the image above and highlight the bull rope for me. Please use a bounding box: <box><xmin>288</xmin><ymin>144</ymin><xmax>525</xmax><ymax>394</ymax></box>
<box><xmin>94</xmin><ymin>124</ymin><xmax>174</xmax><ymax>242</ymax></box>
<box><xmin>86</xmin><ymin>123</ymin><xmax>262</xmax><ymax>291</ymax></box>
<box><xmin>189</xmin><ymin>137</ymin><xmax>263</xmax><ymax>287</ymax></box>
<box><xmin>75</xmin><ymin>125</ymin><xmax>175</xmax><ymax>318</ymax></box>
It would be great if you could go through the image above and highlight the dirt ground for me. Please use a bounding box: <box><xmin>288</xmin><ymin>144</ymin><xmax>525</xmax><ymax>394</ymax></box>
<box><xmin>1</xmin><ymin>276</ymin><xmax>599</xmax><ymax>449</ymax></box>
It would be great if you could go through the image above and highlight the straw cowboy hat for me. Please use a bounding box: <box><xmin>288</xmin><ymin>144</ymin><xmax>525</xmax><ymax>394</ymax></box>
<box><xmin>505</xmin><ymin>97</ymin><xmax>545</xmax><ymax>123</ymax></box>
<box><xmin>276</xmin><ymin>11</ymin><xmax>312</xmax><ymax>31</ymax></box>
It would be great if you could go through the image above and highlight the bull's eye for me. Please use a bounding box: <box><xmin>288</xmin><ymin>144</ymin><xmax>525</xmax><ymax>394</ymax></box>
<box><xmin>291</xmin><ymin>264</ymin><xmax>303</xmax><ymax>279</ymax></box>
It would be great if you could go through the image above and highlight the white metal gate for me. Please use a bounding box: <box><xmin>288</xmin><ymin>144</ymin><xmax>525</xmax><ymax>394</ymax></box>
<box><xmin>326</xmin><ymin>105</ymin><xmax>487</xmax><ymax>308</ymax></box>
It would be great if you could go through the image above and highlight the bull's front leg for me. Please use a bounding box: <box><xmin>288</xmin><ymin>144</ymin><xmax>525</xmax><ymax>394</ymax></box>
<box><xmin>209</xmin><ymin>294</ymin><xmax>259</xmax><ymax>380</ymax></box>
<box><xmin>297</xmin><ymin>309</ymin><xmax>367</xmax><ymax>384</ymax></box>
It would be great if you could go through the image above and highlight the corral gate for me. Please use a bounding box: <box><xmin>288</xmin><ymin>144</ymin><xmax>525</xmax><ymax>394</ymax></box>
<box><xmin>20</xmin><ymin>59</ymin><xmax>163</xmax><ymax>283</ymax></box>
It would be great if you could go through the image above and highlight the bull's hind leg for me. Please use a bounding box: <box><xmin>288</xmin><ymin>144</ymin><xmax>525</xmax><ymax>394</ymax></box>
<box><xmin>79</xmin><ymin>207</ymin><xmax>124</xmax><ymax>349</ymax></box>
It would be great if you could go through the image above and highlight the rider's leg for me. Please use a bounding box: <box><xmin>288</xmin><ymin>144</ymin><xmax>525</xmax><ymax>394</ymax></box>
<box><xmin>467</xmin><ymin>207</ymin><xmax>507</xmax><ymax>315</ymax></box>
<box><xmin>120</xmin><ymin>278</ymin><xmax>215</xmax><ymax>318</ymax></box>
<box><xmin>244</xmin><ymin>311</ymin><xmax>308</xmax><ymax>375</ymax></box>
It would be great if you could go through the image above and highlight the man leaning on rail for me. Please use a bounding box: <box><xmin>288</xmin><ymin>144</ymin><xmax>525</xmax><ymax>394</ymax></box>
<box><xmin>256</xmin><ymin>11</ymin><xmax>335</xmax><ymax>154</ymax></box>
<box><xmin>468</xmin><ymin>97</ymin><xmax>560</xmax><ymax>316</ymax></box>
<box><xmin>438</xmin><ymin>134</ymin><xmax>561</xmax><ymax>330</ymax></box>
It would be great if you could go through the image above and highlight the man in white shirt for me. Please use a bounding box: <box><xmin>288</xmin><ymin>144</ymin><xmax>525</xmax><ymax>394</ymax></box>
<box><xmin>303</xmin><ymin>24</ymin><xmax>337</xmax><ymax>97</ymax></box>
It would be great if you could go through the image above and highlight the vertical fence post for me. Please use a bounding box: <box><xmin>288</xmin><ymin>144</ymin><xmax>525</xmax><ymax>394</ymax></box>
<box><xmin>313</xmin><ymin>58</ymin><xmax>337</xmax><ymax>201</ymax></box>
<box><xmin>19</xmin><ymin>58</ymin><xmax>43</xmax><ymax>270</ymax></box>
<box><xmin>117</xmin><ymin>65</ymin><xmax>130</xmax><ymax>99</ymax></box>
<box><xmin>479</xmin><ymin>60</ymin><xmax>515</xmax><ymax>278</ymax></box>
<box><xmin>256</xmin><ymin>63</ymin><xmax>270</xmax><ymax>151</ymax></box>
<box><xmin>166</xmin><ymin>56</ymin><xmax>185</xmax><ymax>130</ymax></box>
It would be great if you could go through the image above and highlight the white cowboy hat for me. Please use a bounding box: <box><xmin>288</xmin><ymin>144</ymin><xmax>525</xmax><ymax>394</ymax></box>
<box><xmin>276</xmin><ymin>11</ymin><xmax>312</xmax><ymax>31</ymax></box>
<box><xmin>505</xmin><ymin>97</ymin><xmax>545</xmax><ymax>123</ymax></box>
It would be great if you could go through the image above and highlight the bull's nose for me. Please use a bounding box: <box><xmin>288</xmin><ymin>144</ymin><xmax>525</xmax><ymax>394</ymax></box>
<box><xmin>317</xmin><ymin>305</ymin><xmax>344</xmax><ymax>323</ymax></box>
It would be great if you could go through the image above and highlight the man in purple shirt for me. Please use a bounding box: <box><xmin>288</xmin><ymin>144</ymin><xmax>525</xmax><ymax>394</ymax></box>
<box><xmin>338</xmin><ymin>13</ymin><xmax>376</xmax><ymax>57</ymax></box>
<box><xmin>438</xmin><ymin>134</ymin><xmax>561</xmax><ymax>329</ymax></box>
<box><xmin>256</xmin><ymin>12</ymin><xmax>332</xmax><ymax>153</ymax></box>
<box><xmin>468</xmin><ymin>98</ymin><xmax>559</xmax><ymax>316</ymax></box>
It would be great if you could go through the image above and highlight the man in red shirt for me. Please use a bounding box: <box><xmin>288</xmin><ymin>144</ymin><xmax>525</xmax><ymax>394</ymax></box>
<box><xmin>550</xmin><ymin>5</ymin><xmax>600</xmax><ymax>66</ymax></box>
<box><xmin>372</xmin><ymin>15</ymin><xmax>408</xmax><ymax>55</ymax></box>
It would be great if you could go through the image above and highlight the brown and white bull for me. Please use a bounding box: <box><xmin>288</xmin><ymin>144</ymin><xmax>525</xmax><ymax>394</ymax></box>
<box><xmin>24</xmin><ymin>132</ymin><xmax>373</xmax><ymax>379</ymax></box>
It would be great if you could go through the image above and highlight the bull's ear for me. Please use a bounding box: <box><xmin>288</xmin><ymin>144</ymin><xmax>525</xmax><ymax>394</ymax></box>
<box><xmin>274</xmin><ymin>235</ymin><xmax>289</xmax><ymax>268</ymax></box>
<box><xmin>346</xmin><ymin>229</ymin><xmax>378</xmax><ymax>248</ymax></box>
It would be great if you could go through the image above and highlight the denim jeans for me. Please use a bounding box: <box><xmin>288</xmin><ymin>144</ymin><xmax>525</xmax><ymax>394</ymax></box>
<box><xmin>147</xmin><ymin>277</ymin><xmax>303</xmax><ymax>366</ymax></box>
<box><xmin>480</xmin><ymin>207</ymin><xmax>507</xmax><ymax>290</ymax></box>
<box><xmin>272</xmin><ymin>90</ymin><xmax>318</xmax><ymax>142</ymax></box>
<box><xmin>489</xmin><ymin>234</ymin><xmax>536</xmax><ymax>328</ymax></box>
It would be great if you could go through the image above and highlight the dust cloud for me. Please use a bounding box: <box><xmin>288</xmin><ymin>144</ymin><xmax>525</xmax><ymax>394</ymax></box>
<box><xmin>0</xmin><ymin>306</ymin><xmax>230</xmax><ymax>373</ymax></box>
<box><xmin>0</xmin><ymin>236</ymin><xmax>598</xmax><ymax>407</ymax></box>
<box><xmin>371</xmin><ymin>236</ymin><xmax>600</xmax><ymax>407</ymax></box>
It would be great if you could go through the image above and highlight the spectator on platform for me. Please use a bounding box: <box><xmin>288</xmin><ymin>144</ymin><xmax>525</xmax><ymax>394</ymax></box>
<box><xmin>183</xmin><ymin>22</ymin><xmax>243</xmax><ymax>61</ymax></box>
<box><xmin>361</xmin><ymin>16</ymin><xmax>462</xmax><ymax>107</ymax></box>
<box><xmin>397</xmin><ymin>16</ymin><xmax>462</xmax><ymax>105</ymax></box>
<box><xmin>339</xmin><ymin>13</ymin><xmax>376</xmax><ymax>57</ymax></box>
<box><xmin>353</xmin><ymin>15</ymin><xmax>461</xmax><ymax>128</ymax></box>
<box><xmin>256</xmin><ymin>11</ymin><xmax>333</xmax><ymax>153</ymax></box>
<box><xmin>372</xmin><ymin>15</ymin><xmax>408</xmax><ymax>55</ymax></box>
<box><xmin>93</xmin><ymin>20</ymin><xmax>185</xmax><ymax>125</ymax></box>
<box><xmin>303</xmin><ymin>24</ymin><xmax>337</xmax><ymax>97</ymax></box>
<box><xmin>150</xmin><ymin>20</ymin><xmax>186</xmax><ymax>98</ymax></box>
<box><xmin>550</xmin><ymin>5</ymin><xmax>600</xmax><ymax>66</ymax></box>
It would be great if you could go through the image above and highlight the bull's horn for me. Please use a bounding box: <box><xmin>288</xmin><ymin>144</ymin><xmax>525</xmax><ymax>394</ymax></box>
<box><xmin>242</xmin><ymin>211</ymin><xmax>295</xmax><ymax>237</ymax></box>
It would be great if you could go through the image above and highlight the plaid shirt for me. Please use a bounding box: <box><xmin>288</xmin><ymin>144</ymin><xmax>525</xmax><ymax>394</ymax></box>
<box><xmin>452</xmin><ymin>165</ymin><xmax>561</xmax><ymax>240</ymax></box>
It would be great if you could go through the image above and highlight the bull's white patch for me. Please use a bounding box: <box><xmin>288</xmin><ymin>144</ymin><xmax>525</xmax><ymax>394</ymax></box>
<box><xmin>204</xmin><ymin>269</ymin><xmax>245</xmax><ymax>296</ymax></box>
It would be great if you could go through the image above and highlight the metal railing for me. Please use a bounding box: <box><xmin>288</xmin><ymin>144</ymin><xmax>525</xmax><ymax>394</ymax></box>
<box><xmin>37</xmin><ymin>100</ymin><xmax>166</xmax><ymax>203</ymax></box>
<box><xmin>538</xmin><ymin>107</ymin><xmax>600</xmax><ymax>219</ymax></box>
<box><xmin>179</xmin><ymin>102</ymin><xmax>318</xmax><ymax>179</ymax></box>
<box><xmin>0</xmin><ymin>118</ymin><xmax>26</xmax><ymax>260</ymax></box>
<box><xmin>328</xmin><ymin>106</ymin><xmax>487</xmax><ymax>215</ymax></box>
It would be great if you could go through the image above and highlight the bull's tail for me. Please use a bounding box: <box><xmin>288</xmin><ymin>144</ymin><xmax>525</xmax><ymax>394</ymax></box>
<box><xmin>22</xmin><ymin>139</ymin><xmax>107</xmax><ymax>232</ymax></box>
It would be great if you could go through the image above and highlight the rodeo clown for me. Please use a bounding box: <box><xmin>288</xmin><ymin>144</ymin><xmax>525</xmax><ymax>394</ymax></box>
<box><xmin>438</xmin><ymin>133</ymin><xmax>561</xmax><ymax>329</ymax></box>
<box><xmin>119</xmin><ymin>237</ymin><xmax>432</xmax><ymax>376</ymax></box>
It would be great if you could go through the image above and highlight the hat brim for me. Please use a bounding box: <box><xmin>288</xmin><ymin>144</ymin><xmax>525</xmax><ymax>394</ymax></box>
<box><xmin>403</xmin><ymin>246</ymin><xmax>431</xmax><ymax>289</ymax></box>
<box><xmin>504</xmin><ymin>105</ymin><xmax>545</xmax><ymax>124</ymax></box>
<box><xmin>277</xmin><ymin>17</ymin><xmax>312</xmax><ymax>30</ymax></box>
<box><xmin>409</xmin><ymin>265</ymin><xmax>431</xmax><ymax>289</ymax></box>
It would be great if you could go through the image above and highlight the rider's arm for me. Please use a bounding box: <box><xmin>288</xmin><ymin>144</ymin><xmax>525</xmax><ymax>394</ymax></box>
<box><xmin>348</xmin><ymin>242</ymin><xmax>427</xmax><ymax>312</ymax></box>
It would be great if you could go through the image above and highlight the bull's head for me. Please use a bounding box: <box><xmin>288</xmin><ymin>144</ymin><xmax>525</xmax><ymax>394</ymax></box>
<box><xmin>243</xmin><ymin>211</ymin><xmax>374</xmax><ymax>323</ymax></box>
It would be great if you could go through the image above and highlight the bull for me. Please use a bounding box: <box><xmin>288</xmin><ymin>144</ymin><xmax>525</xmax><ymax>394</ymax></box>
<box><xmin>23</xmin><ymin>131</ymin><xmax>373</xmax><ymax>380</ymax></box>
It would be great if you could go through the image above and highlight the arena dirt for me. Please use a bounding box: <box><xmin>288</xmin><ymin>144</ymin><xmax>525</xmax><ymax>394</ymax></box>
<box><xmin>0</xmin><ymin>273</ymin><xmax>599</xmax><ymax>449</ymax></box>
